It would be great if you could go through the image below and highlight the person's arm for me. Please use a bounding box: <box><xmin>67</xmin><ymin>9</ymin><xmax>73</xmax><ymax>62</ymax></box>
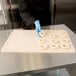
<box><xmin>34</xmin><ymin>20</ymin><xmax>41</xmax><ymax>37</ymax></box>
<box><xmin>18</xmin><ymin>0</ymin><xmax>41</xmax><ymax>35</ymax></box>
<box><xmin>18</xmin><ymin>0</ymin><xmax>35</xmax><ymax>28</ymax></box>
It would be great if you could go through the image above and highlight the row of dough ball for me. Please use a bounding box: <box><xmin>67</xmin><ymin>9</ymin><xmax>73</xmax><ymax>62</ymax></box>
<box><xmin>49</xmin><ymin>33</ymin><xmax>68</xmax><ymax>39</ymax></box>
<box><xmin>39</xmin><ymin>38</ymin><xmax>70</xmax><ymax>44</ymax></box>
<box><xmin>39</xmin><ymin>42</ymin><xmax>70</xmax><ymax>50</ymax></box>
<box><xmin>39</xmin><ymin>31</ymin><xmax>68</xmax><ymax>39</ymax></box>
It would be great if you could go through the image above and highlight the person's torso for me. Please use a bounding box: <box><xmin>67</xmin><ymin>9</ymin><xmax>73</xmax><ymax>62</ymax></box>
<box><xmin>26</xmin><ymin>0</ymin><xmax>51</xmax><ymax>25</ymax></box>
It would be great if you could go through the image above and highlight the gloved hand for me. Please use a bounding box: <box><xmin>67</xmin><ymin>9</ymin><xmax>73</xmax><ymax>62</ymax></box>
<box><xmin>34</xmin><ymin>20</ymin><xmax>41</xmax><ymax>37</ymax></box>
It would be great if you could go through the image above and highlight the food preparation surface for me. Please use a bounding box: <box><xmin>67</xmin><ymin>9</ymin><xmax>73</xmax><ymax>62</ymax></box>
<box><xmin>1</xmin><ymin>30</ymin><xmax>75</xmax><ymax>53</ymax></box>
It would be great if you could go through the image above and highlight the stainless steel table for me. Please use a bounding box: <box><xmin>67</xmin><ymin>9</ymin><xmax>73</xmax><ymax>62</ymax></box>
<box><xmin>0</xmin><ymin>24</ymin><xmax>76</xmax><ymax>75</ymax></box>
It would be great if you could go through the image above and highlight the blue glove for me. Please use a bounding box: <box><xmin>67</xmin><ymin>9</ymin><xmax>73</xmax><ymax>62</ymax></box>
<box><xmin>34</xmin><ymin>20</ymin><xmax>41</xmax><ymax>37</ymax></box>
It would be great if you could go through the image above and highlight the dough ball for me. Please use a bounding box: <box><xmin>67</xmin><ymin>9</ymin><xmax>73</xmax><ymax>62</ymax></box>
<box><xmin>60</xmin><ymin>43</ymin><xmax>70</xmax><ymax>49</ymax></box>
<box><xmin>49</xmin><ymin>34</ymin><xmax>57</xmax><ymax>39</ymax></box>
<box><xmin>50</xmin><ymin>44</ymin><xmax>59</xmax><ymax>49</ymax></box>
<box><xmin>58</xmin><ymin>34</ymin><xmax>67</xmax><ymax>38</ymax></box>
<box><xmin>39</xmin><ymin>43</ymin><xmax>49</xmax><ymax>50</ymax></box>
<box><xmin>39</xmin><ymin>38</ymin><xmax>45</xmax><ymax>43</ymax></box>
<box><xmin>50</xmin><ymin>39</ymin><xmax>58</xmax><ymax>43</ymax></box>
<box><xmin>39</xmin><ymin>31</ymin><xmax>45</xmax><ymax>37</ymax></box>
<box><xmin>60</xmin><ymin>39</ymin><xmax>69</xmax><ymax>43</ymax></box>
<box><xmin>56</xmin><ymin>30</ymin><xmax>66</xmax><ymax>35</ymax></box>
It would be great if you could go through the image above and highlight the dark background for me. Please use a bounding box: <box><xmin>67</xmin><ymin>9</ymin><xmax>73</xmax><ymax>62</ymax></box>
<box><xmin>4</xmin><ymin>0</ymin><xmax>76</xmax><ymax>33</ymax></box>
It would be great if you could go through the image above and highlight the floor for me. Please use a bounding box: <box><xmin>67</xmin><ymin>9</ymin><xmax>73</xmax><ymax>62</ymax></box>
<box><xmin>2</xmin><ymin>68</ymin><xmax>70</xmax><ymax>76</ymax></box>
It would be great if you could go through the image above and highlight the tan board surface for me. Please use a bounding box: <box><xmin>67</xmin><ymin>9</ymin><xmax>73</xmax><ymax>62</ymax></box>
<box><xmin>1</xmin><ymin>29</ymin><xmax>75</xmax><ymax>53</ymax></box>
